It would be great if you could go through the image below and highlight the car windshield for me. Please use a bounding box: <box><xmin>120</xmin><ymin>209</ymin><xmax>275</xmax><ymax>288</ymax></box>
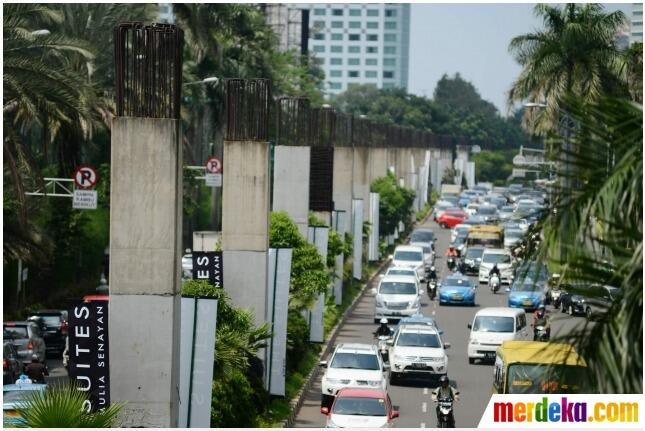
<box><xmin>331</xmin><ymin>353</ymin><xmax>380</xmax><ymax>370</ymax></box>
<box><xmin>3</xmin><ymin>326</ymin><xmax>28</xmax><ymax>339</ymax></box>
<box><xmin>501</xmin><ymin>206</ymin><xmax>514</xmax><ymax>213</ymax></box>
<box><xmin>388</xmin><ymin>269</ymin><xmax>415</xmax><ymax>277</ymax></box>
<box><xmin>478</xmin><ymin>207</ymin><xmax>496</xmax><ymax>215</ymax></box>
<box><xmin>34</xmin><ymin>316</ymin><xmax>61</xmax><ymax>326</ymax></box>
<box><xmin>411</xmin><ymin>231</ymin><xmax>434</xmax><ymax>242</ymax></box>
<box><xmin>472</xmin><ymin>316</ymin><xmax>515</xmax><ymax>333</ymax></box>
<box><xmin>2</xmin><ymin>389</ymin><xmax>42</xmax><ymax>403</ymax></box>
<box><xmin>394</xmin><ymin>251</ymin><xmax>423</xmax><ymax>262</ymax></box>
<box><xmin>379</xmin><ymin>282</ymin><xmax>417</xmax><ymax>295</ymax></box>
<box><xmin>396</xmin><ymin>332</ymin><xmax>441</xmax><ymax>348</ymax></box>
<box><xmin>443</xmin><ymin>278</ymin><xmax>472</xmax><ymax>289</ymax></box>
<box><xmin>466</xmin><ymin>248</ymin><xmax>484</xmax><ymax>259</ymax></box>
<box><xmin>511</xmin><ymin>282</ymin><xmax>541</xmax><ymax>292</ymax></box>
<box><xmin>482</xmin><ymin>253</ymin><xmax>511</xmax><ymax>264</ymax></box>
<box><xmin>505</xmin><ymin>230</ymin><xmax>523</xmax><ymax>240</ymax></box>
<box><xmin>506</xmin><ymin>364</ymin><xmax>589</xmax><ymax>394</ymax></box>
<box><xmin>456</xmin><ymin>227</ymin><xmax>469</xmax><ymax>235</ymax></box>
<box><xmin>332</xmin><ymin>397</ymin><xmax>387</xmax><ymax>416</ymax></box>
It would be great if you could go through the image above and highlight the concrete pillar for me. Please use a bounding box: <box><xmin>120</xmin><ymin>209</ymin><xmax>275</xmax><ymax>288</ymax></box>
<box><xmin>109</xmin><ymin>117</ymin><xmax>182</xmax><ymax>427</ymax></box>
<box><xmin>386</xmin><ymin>146</ymin><xmax>398</xmax><ymax>175</ymax></box>
<box><xmin>368</xmin><ymin>147</ymin><xmax>388</xmax><ymax>184</ymax></box>
<box><xmin>352</xmin><ymin>146</ymin><xmax>370</xmax><ymax>220</ymax></box>
<box><xmin>333</xmin><ymin>146</ymin><xmax>354</xmax><ymax>220</ymax></box>
<box><xmin>222</xmin><ymin>140</ymin><xmax>270</xmax><ymax>325</ymax></box>
<box><xmin>273</xmin><ymin>145</ymin><xmax>310</xmax><ymax>238</ymax></box>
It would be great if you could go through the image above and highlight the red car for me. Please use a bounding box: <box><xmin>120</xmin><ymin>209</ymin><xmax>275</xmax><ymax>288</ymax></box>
<box><xmin>320</xmin><ymin>387</ymin><xmax>399</xmax><ymax>428</ymax></box>
<box><xmin>437</xmin><ymin>209</ymin><xmax>467</xmax><ymax>228</ymax></box>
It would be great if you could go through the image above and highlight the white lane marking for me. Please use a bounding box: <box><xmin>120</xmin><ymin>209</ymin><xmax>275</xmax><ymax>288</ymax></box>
<box><xmin>422</xmin><ymin>402</ymin><xmax>427</xmax><ymax>413</ymax></box>
<box><xmin>423</xmin><ymin>387</ymin><xmax>428</xmax><ymax>395</ymax></box>
<box><xmin>420</xmin><ymin>423</ymin><xmax>426</xmax><ymax>428</ymax></box>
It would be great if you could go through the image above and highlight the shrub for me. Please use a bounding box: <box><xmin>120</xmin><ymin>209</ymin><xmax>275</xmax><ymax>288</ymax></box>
<box><xmin>286</xmin><ymin>310</ymin><xmax>310</xmax><ymax>372</ymax></box>
<box><xmin>370</xmin><ymin>172</ymin><xmax>415</xmax><ymax>237</ymax></box>
<box><xmin>210</xmin><ymin>369</ymin><xmax>258</xmax><ymax>427</ymax></box>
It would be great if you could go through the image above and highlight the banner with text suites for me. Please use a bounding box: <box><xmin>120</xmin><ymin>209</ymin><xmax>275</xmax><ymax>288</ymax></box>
<box><xmin>192</xmin><ymin>251</ymin><xmax>223</xmax><ymax>288</ymax></box>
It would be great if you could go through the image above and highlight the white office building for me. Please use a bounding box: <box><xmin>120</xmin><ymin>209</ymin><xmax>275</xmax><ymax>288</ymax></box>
<box><xmin>158</xmin><ymin>3</ymin><xmax>175</xmax><ymax>24</ymax></box>
<box><xmin>301</xmin><ymin>3</ymin><xmax>411</xmax><ymax>95</ymax></box>
<box><xmin>631</xmin><ymin>3</ymin><xmax>643</xmax><ymax>44</ymax></box>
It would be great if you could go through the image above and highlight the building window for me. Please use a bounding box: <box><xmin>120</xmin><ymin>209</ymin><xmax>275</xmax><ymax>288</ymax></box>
<box><xmin>348</xmin><ymin>46</ymin><xmax>360</xmax><ymax>53</ymax></box>
<box><xmin>385</xmin><ymin>9</ymin><xmax>397</xmax><ymax>17</ymax></box>
<box><xmin>330</xmin><ymin>58</ymin><xmax>342</xmax><ymax>65</ymax></box>
<box><xmin>314</xmin><ymin>8</ymin><xmax>326</xmax><ymax>16</ymax></box>
<box><xmin>313</xmin><ymin>33</ymin><xmax>325</xmax><ymax>40</ymax></box>
<box><xmin>383</xmin><ymin>58</ymin><xmax>396</xmax><ymax>66</ymax></box>
<box><xmin>348</xmin><ymin>71</ymin><xmax>359</xmax><ymax>78</ymax></box>
<box><xmin>366</xmin><ymin>46</ymin><xmax>378</xmax><ymax>54</ymax></box>
<box><xmin>366</xmin><ymin>9</ymin><xmax>379</xmax><ymax>17</ymax></box>
<box><xmin>330</xmin><ymin>45</ymin><xmax>343</xmax><ymax>53</ymax></box>
<box><xmin>332</xmin><ymin>8</ymin><xmax>343</xmax><ymax>16</ymax></box>
<box><xmin>348</xmin><ymin>58</ymin><xmax>360</xmax><ymax>65</ymax></box>
<box><xmin>329</xmin><ymin>82</ymin><xmax>342</xmax><ymax>90</ymax></box>
<box><xmin>366</xmin><ymin>22</ymin><xmax>378</xmax><ymax>29</ymax></box>
<box><xmin>384</xmin><ymin>34</ymin><xmax>397</xmax><ymax>42</ymax></box>
<box><xmin>329</xmin><ymin>70</ymin><xmax>342</xmax><ymax>78</ymax></box>
<box><xmin>367</xmin><ymin>34</ymin><xmax>378</xmax><ymax>41</ymax></box>
<box><xmin>331</xmin><ymin>33</ymin><xmax>343</xmax><ymax>40</ymax></box>
<box><xmin>348</xmin><ymin>21</ymin><xmax>361</xmax><ymax>29</ymax></box>
<box><xmin>331</xmin><ymin>21</ymin><xmax>343</xmax><ymax>28</ymax></box>
<box><xmin>349</xmin><ymin>9</ymin><xmax>361</xmax><ymax>16</ymax></box>
<box><xmin>383</xmin><ymin>71</ymin><xmax>394</xmax><ymax>79</ymax></box>
<box><xmin>384</xmin><ymin>21</ymin><xmax>397</xmax><ymax>30</ymax></box>
<box><xmin>384</xmin><ymin>46</ymin><xmax>396</xmax><ymax>54</ymax></box>
<box><xmin>383</xmin><ymin>83</ymin><xmax>395</xmax><ymax>89</ymax></box>
<box><xmin>365</xmin><ymin>58</ymin><xmax>378</xmax><ymax>66</ymax></box>
<box><xmin>348</xmin><ymin>34</ymin><xmax>360</xmax><ymax>41</ymax></box>
<box><xmin>313</xmin><ymin>45</ymin><xmax>325</xmax><ymax>53</ymax></box>
<box><xmin>365</xmin><ymin>71</ymin><xmax>377</xmax><ymax>78</ymax></box>
<box><xmin>635</xmin><ymin>10</ymin><xmax>643</xmax><ymax>16</ymax></box>
<box><xmin>315</xmin><ymin>57</ymin><xmax>324</xmax><ymax>65</ymax></box>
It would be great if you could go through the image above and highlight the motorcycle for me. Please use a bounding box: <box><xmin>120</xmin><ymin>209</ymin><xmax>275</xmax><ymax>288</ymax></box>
<box><xmin>489</xmin><ymin>274</ymin><xmax>500</xmax><ymax>294</ymax></box>
<box><xmin>374</xmin><ymin>333</ymin><xmax>392</xmax><ymax>362</ymax></box>
<box><xmin>428</xmin><ymin>279</ymin><xmax>437</xmax><ymax>300</ymax></box>
<box><xmin>534</xmin><ymin>325</ymin><xmax>550</xmax><ymax>342</ymax></box>
<box><xmin>447</xmin><ymin>257</ymin><xmax>456</xmax><ymax>271</ymax></box>
<box><xmin>436</xmin><ymin>398</ymin><xmax>455</xmax><ymax>428</ymax></box>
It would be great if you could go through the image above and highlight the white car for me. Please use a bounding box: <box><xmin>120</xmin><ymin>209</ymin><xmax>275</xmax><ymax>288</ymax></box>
<box><xmin>374</xmin><ymin>275</ymin><xmax>422</xmax><ymax>322</ymax></box>
<box><xmin>181</xmin><ymin>253</ymin><xmax>192</xmax><ymax>279</ymax></box>
<box><xmin>389</xmin><ymin>324</ymin><xmax>449</xmax><ymax>383</ymax></box>
<box><xmin>498</xmin><ymin>205</ymin><xmax>515</xmax><ymax>221</ymax></box>
<box><xmin>464</xmin><ymin>203</ymin><xmax>480</xmax><ymax>216</ymax></box>
<box><xmin>320</xmin><ymin>344</ymin><xmax>389</xmax><ymax>407</ymax></box>
<box><xmin>478</xmin><ymin>248</ymin><xmax>514</xmax><ymax>285</ymax></box>
<box><xmin>467</xmin><ymin>308</ymin><xmax>531</xmax><ymax>363</ymax></box>
<box><xmin>450</xmin><ymin>224</ymin><xmax>471</xmax><ymax>243</ymax></box>
<box><xmin>409</xmin><ymin>241</ymin><xmax>434</xmax><ymax>269</ymax></box>
<box><xmin>503</xmin><ymin>228</ymin><xmax>524</xmax><ymax>249</ymax></box>
<box><xmin>391</xmin><ymin>245</ymin><xmax>426</xmax><ymax>282</ymax></box>
<box><xmin>384</xmin><ymin>267</ymin><xmax>420</xmax><ymax>285</ymax></box>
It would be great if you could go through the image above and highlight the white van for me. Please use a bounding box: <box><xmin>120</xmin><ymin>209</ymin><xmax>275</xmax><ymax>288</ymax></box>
<box><xmin>466</xmin><ymin>307</ymin><xmax>530</xmax><ymax>364</ymax></box>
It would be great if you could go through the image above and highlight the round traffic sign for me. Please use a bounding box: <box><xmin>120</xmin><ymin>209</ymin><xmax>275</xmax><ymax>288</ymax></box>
<box><xmin>513</xmin><ymin>154</ymin><xmax>526</xmax><ymax>166</ymax></box>
<box><xmin>205</xmin><ymin>157</ymin><xmax>222</xmax><ymax>174</ymax></box>
<box><xmin>73</xmin><ymin>165</ymin><xmax>99</xmax><ymax>189</ymax></box>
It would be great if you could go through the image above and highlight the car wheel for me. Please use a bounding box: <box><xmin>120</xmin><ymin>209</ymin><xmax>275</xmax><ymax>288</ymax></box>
<box><xmin>390</xmin><ymin>373</ymin><xmax>399</xmax><ymax>385</ymax></box>
<box><xmin>468</xmin><ymin>358</ymin><xmax>475</xmax><ymax>365</ymax></box>
<box><xmin>568</xmin><ymin>305</ymin><xmax>574</xmax><ymax>316</ymax></box>
<box><xmin>585</xmin><ymin>307</ymin><xmax>593</xmax><ymax>320</ymax></box>
<box><xmin>561</xmin><ymin>301</ymin><xmax>566</xmax><ymax>313</ymax></box>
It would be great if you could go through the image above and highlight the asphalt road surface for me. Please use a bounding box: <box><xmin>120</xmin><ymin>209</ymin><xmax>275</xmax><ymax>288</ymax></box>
<box><xmin>293</xmin><ymin>217</ymin><xmax>587</xmax><ymax>428</ymax></box>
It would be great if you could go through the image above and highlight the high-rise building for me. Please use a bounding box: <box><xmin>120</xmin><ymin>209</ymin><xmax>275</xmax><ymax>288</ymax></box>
<box><xmin>300</xmin><ymin>3</ymin><xmax>411</xmax><ymax>95</ymax></box>
<box><xmin>631</xmin><ymin>3</ymin><xmax>643</xmax><ymax>44</ymax></box>
<box><xmin>262</xmin><ymin>4</ymin><xmax>306</xmax><ymax>53</ymax></box>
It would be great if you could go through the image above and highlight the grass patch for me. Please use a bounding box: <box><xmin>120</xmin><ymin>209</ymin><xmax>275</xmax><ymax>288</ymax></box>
<box><xmin>416</xmin><ymin>202</ymin><xmax>431</xmax><ymax>222</ymax></box>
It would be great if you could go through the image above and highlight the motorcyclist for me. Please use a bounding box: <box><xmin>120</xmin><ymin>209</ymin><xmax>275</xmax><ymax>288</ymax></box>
<box><xmin>532</xmin><ymin>305</ymin><xmax>551</xmax><ymax>340</ymax></box>
<box><xmin>428</xmin><ymin>266</ymin><xmax>438</xmax><ymax>282</ymax></box>
<box><xmin>489</xmin><ymin>264</ymin><xmax>501</xmax><ymax>279</ymax></box>
<box><xmin>445</xmin><ymin>246</ymin><xmax>458</xmax><ymax>258</ymax></box>
<box><xmin>374</xmin><ymin>318</ymin><xmax>393</xmax><ymax>337</ymax></box>
<box><xmin>24</xmin><ymin>354</ymin><xmax>48</xmax><ymax>384</ymax></box>
<box><xmin>431</xmin><ymin>375</ymin><xmax>460</xmax><ymax>423</ymax></box>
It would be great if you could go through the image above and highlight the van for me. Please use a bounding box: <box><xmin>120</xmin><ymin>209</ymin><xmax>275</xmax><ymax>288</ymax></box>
<box><xmin>467</xmin><ymin>308</ymin><xmax>529</xmax><ymax>364</ymax></box>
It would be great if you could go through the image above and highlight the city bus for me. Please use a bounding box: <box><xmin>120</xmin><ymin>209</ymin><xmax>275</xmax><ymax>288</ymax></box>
<box><xmin>492</xmin><ymin>341</ymin><xmax>590</xmax><ymax>394</ymax></box>
<box><xmin>466</xmin><ymin>225</ymin><xmax>503</xmax><ymax>249</ymax></box>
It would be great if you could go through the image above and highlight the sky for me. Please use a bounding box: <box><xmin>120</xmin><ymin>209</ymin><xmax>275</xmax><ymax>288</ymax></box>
<box><xmin>408</xmin><ymin>3</ymin><xmax>632</xmax><ymax>115</ymax></box>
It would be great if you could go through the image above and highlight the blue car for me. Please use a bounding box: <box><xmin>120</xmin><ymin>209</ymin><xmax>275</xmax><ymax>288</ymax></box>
<box><xmin>439</xmin><ymin>273</ymin><xmax>476</xmax><ymax>306</ymax></box>
<box><xmin>3</xmin><ymin>381</ymin><xmax>47</xmax><ymax>426</ymax></box>
<box><xmin>507</xmin><ymin>278</ymin><xmax>545</xmax><ymax>311</ymax></box>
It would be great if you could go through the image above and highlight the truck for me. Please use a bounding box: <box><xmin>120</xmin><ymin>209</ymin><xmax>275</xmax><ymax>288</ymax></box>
<box><xmin>440</xmin><ymin>184</ymin><xmax>462</xmax><ymax>197</ymax></box>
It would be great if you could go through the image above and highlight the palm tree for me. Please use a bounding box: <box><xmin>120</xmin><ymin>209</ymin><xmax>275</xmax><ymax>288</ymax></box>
<box><xmin>16</xmin><ymin>383</ymin><xmax>123</xmax><ymax>427</ymax></box>
<box><xmin>508</xmin><ymin>3</ymin><xmax>626</xmax><ymax>132</ymax></box>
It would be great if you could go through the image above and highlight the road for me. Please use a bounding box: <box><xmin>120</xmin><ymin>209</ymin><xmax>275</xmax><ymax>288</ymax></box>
<box><xmin>293</xmin><ymin>217</ymin><xmax>587</xmax><ymax>428</ymax></box>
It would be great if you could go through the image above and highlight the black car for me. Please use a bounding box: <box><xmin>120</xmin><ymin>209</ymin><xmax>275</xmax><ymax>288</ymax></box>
<box><xmin>559</xmin><ymin>283</ymin><xmax>592</xmax><ymax>316</ymax></box>
<box><xmin>3</xmin><ymin>342</ymin><xmax>22</xmax><ymax>384</ymax></box>
<box><xmin>410</xmin><ymin>228</ymin><xmax>435</xmax><ymax>251</ymax></box>
<box><xmin>28</xmin><ymin>310</ymin><xmax>68</xmax><ymax>356</ymax></box>
<box><xmin>460</xmin><ymin>246</ymin><xmax>484</xmax><ymax>275</ymax></box>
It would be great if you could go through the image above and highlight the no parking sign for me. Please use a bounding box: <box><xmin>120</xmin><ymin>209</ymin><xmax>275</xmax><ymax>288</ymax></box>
<box><xmin>205</xmin><ymin>157</ymin><xmax>222</xmax><ymax>187</ymax></box>
<box><xmin>73</xmin><ymin>165</ymin><xmax>98</xmax><ymax>210</ymax></box>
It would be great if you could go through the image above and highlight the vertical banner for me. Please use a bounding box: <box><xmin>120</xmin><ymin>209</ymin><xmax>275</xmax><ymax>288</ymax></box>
<box><xmin>331</xmin><ymin>211</ymin><xmax>346</xmax><ymax>305</ymax></box>
<box><xmin>352</xmin><ymin>199</ymin><xmax>364</xmax><ymax>281</ymax></box>
<box><xmin>192</xmin><ymin>251</ymin><xmax>223</xmax><ymax>288</ymax></box>
<box><xmin>307</xmin><ymin>226</ymin><xmax>329</xmax><ymax>343</ymax></box>
<box><xmin>430</xmin><ymin>158</ymin><xmax>439</xmax><ymax>190</ymax></box>
<box><xmin>266</xmin><ymin>248</ymin><xmax>292</xmax><ymax>396</ymax></box>
<box><xmin>368</xmin><ymin>193</ymin><xmax>380</xmax><ymax>262</ymax></box>
<box><xmin>466</xmin><ymin>161</ymin><xmax>476</xmax><ymax>189</ymax></box>
<box><xmin>68</xmin><ymin>300</ymin><xmax>110</xmax><ymax>412</ymax></box>
<box><xmin>179</xmin><ymin>297</ymin><xmax>218</xmax><ymax>428</ymax></box>
<box><xmin>454</xmin><ymin>158</ymin><xmax>465</xmax><ymax>186</ymax></box>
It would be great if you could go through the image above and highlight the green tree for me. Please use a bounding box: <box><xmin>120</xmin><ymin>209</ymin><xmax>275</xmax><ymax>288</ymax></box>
<box><xmin>370</xmin><ymin>173</ymin><xmax>415</xmax><ymax>237</ymax></box>
<box><xmin>508</xmin><ymin>3</ymin><xmax>626</xmax><ymax>132</ymax></box>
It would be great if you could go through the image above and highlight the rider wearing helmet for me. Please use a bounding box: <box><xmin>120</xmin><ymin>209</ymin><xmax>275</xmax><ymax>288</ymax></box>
<box><xmin>532</xmin><ymin>305</ymin><xmax>551</xmax><ymax>339</ymax></box>
<box><xmin>24</xmin><ymin>354</ymin><xmax>48</xmax><ymax>384</ymax></box>
<box><xmin>374</xmin><ymin>318</ymin><xmax>393</xmax><ymax>337</ymax></box>
<box><xmin>431</xmin><ymin>375</ymin><xmax>460</xmax><ymax>422</ymax></box>
<box><xmin>428</xmin><ymin>266</ymin><xmax>437</xmax><ymax>282</ymax></box>
<box><xmin>489</xmin><ymin>264</ymin><xmax>501</xmax><ymax>278</ymax></box>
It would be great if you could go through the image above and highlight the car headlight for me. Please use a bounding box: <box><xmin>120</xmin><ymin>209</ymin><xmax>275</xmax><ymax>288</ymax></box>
<box><xmin>412</xmin><ymin>298</ymin><xmax>420</xmax><ymax>308</ymax></box>
<box><xmin>375</xmin><ymin>297</ymin><xmax>384</xmax><ymax>307</ymax></box>
<box><xmin>465</xmin><ymin>259</ymin><xmax>474</xmax><ymax>265</ymax></box>
<box><xmin>469</xmin><ymin>288</ymin><xmax>476</xmax><ymax>295</ymax></box>
<box><xmin>469</xmin><ymin>339</ymin><xmax>479</xmax><ymax>345</ymax></box>
<box><xmin>367</xmin><ymin>380</ymin><xmax>382</xmax><ymax>387</ymax></box>
<box><xmin>326</xmin><ymin>378</ymin><xmax>350</xmax><ymax>385</ymax></box>
<box><xmin>393</xmin><ymin>354</ymin><xmax>405</xmax><ymax>362</ymax></box>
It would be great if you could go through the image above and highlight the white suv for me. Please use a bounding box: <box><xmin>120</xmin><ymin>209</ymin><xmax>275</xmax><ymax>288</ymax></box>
<box><xmin>389</xmin><ymin>324</ymin><xmax>449</xmax><ymax>383</ymax></box>
<box><xmin>373</xmin><ymin>275</ymin><xmax>422</xmax><ymax>322</ymax></box>
<box><xmin>478</xmin><ymin>248</ymin><xmax>514</xmax><ymax>284</ymax></box>
<box><xmin>319</xmin><ymin>343</ymin><xmax>388</xmax><ymax>407</ymax></box>
<box><xmin>391</xmin><ymin>245</ymin><xmax>426</xmax><ymax>282</ymax></box>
